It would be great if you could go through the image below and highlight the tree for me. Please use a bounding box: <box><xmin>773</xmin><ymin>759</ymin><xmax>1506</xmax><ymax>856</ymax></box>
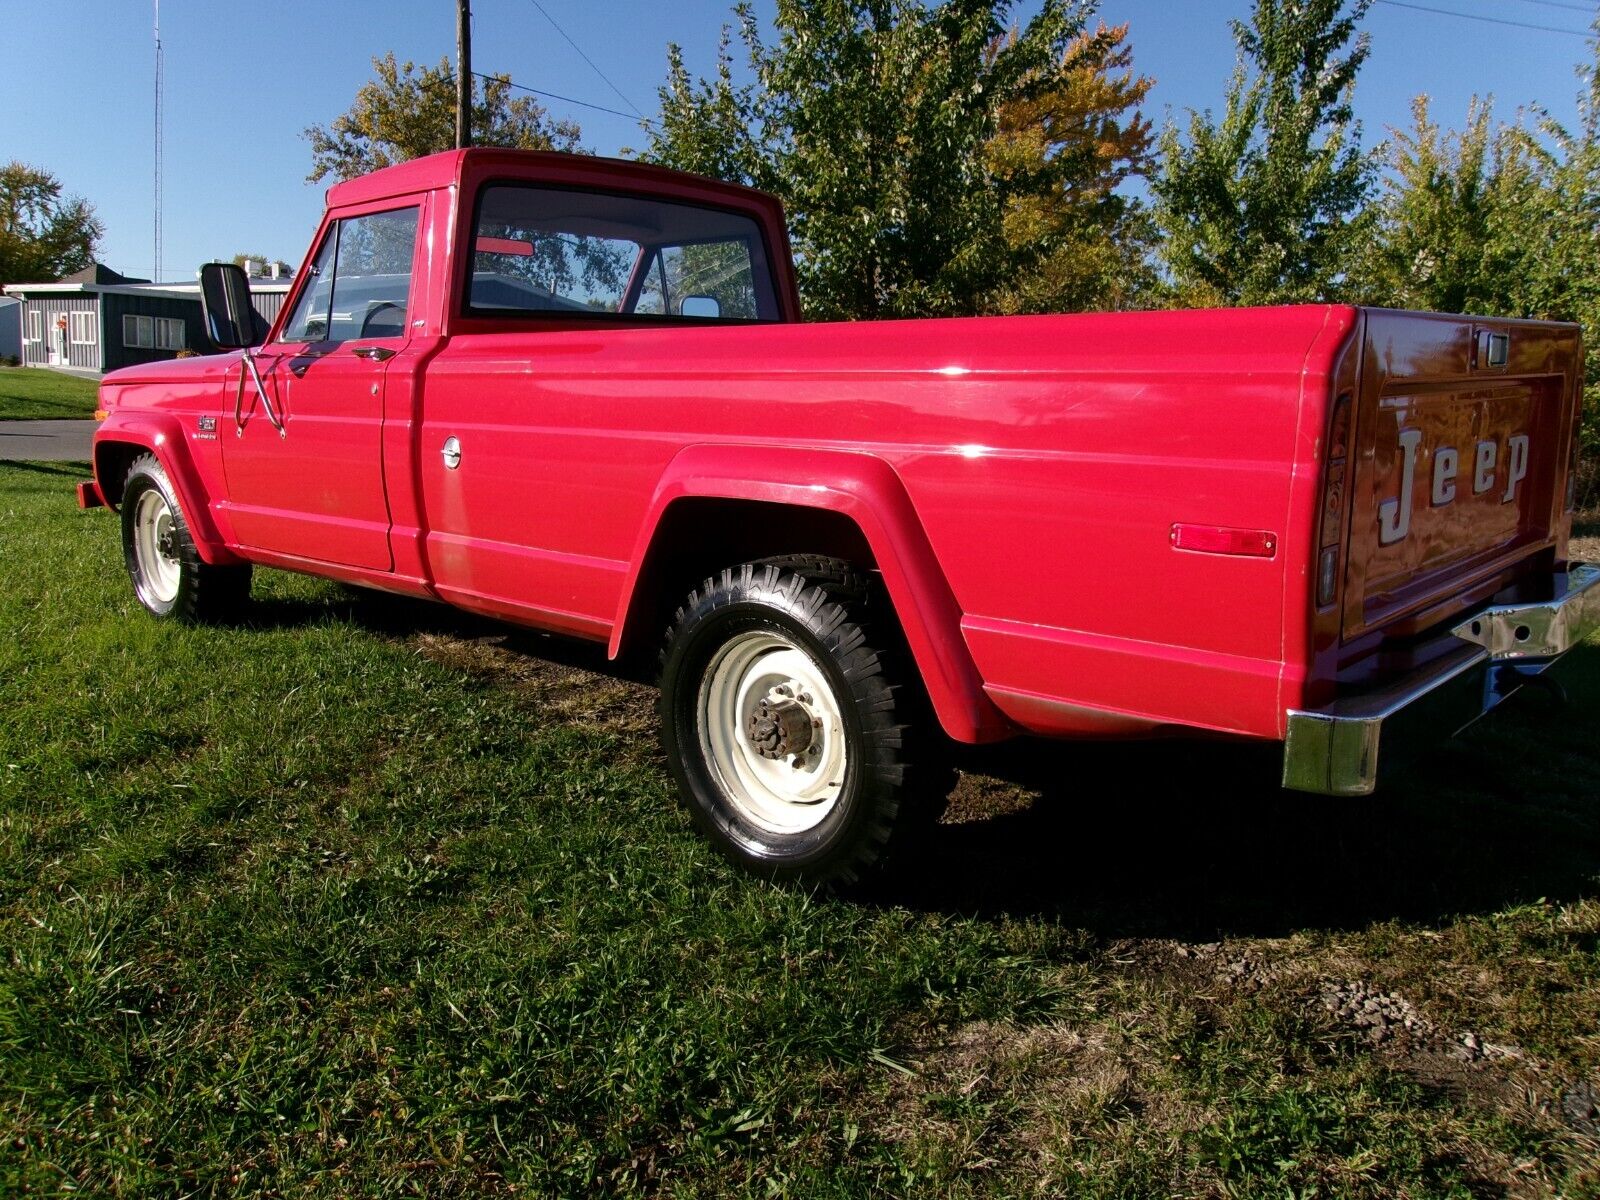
<box><xmin>1349</xmin><ymin>96</ymin><xmax>1549</xmax><ymax>317</ymax></box>
<box><xmin>983</xmin><ymin>21</ymin><xmax>1156</xmax><ymax>314</ymax></box>
<box><xmin>0</xmin><ymin>162</ymin><xmax>103</xmax><ymax>284</ymax></box>
<box><xmin>1151</xmin><ymin>0</ymin><xmax>1376</xmax><ymax>307</ymax></box>
<box><xmin>644</xmin><ymin>0</ymin><xmax>1152</xmax><ymax>320</ymax></box>
<box><xmin>1533</xmin><ymin>28</ymin><xmax>1600</xmax><ymax>506</ymax></box>
<box><xmin>306</xmin><ymin>53</ymin><xmax>583</xmax><ymax>184</ymax></box>
<box><xmin>229</xmin><ymin>252</ymin><xmax>292</xmax><ymax>275</ymax></box>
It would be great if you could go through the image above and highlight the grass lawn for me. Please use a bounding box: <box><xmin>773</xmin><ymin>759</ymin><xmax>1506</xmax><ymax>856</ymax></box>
<box><xmin>2</xmin><ymin>459</ymin><xmax>1598</xmax><ymax>1197</ymax></box>
<box><xmin>0</xmin><ymin>367</ymin><xmax>99</xmax><ymax>420</ymax></box>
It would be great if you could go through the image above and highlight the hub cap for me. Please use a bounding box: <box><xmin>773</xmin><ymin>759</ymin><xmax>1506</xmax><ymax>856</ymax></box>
<box><xmin>698</xmin><ymin>630</ymin><xmax>847</xmax><ymax>833</ymax></box>
<box><xmin>132</xmin><ymin>489</ymin><xmax>181</xmax><ymax>606</ymax></box>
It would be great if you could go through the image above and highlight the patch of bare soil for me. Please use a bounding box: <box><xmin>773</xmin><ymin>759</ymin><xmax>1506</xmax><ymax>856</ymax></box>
<box><xmin>411</xmin><ymin>631</ymin><xmax>657</xmax><ymax>743</ymax></box>
<box><xmin>866</xmin><ymin>1014</ymin><xmax>1195</xmax><ymax>1190</ymax></box>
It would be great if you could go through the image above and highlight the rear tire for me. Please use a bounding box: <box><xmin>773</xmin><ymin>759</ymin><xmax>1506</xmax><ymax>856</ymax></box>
<box><xmin>120</xmin><ymin>454</ymin><xmax>251</xmax><ymax>623</ymax></box>
<box><xmin>660</xmin><ymin>560</ymin><xmax>924</xmax><ymax>886</ymax></box>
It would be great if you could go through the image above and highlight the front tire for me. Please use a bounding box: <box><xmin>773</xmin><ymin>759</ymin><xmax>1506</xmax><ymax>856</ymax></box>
<box><xmin>659</xmin><ymin>561</ymin><xmax>918</xmax><ymax>886</ymax></box>
<box><xmin>120</xmin><ymin>454</ymin><xmax>251</xmax><ymax>622</ymax></box>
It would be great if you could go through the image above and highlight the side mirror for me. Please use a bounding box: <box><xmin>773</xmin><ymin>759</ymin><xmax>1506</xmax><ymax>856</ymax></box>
<box><xmin>680</xmin><ymin>294</ymin><xmax>721</xmax><ymax>319</ymax></box>
<box><xmin>199</xmin><ymin>262</ymin><xmax>265</xmax><ymax>349</ymax></box>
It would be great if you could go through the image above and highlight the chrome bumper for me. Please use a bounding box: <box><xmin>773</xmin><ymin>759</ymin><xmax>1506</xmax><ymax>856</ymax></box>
<box><xmin>1283</xmin><ymin>563</ymin><xmax>1600</xmax><ymax>796</ymax></box>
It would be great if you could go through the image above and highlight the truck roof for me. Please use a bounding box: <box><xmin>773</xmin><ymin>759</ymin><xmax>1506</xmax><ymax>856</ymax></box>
<box><xmin>324</xmin><ymin>148</ymin><xmax>781</xmax><ymax>214</ymax></box>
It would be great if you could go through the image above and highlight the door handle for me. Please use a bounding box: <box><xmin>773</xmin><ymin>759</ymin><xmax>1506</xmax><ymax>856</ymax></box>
<box><xmin>351</xmin><ymin>345</ymin><xmax>396</xmax><ymax>362</ymax></box>
<box><xmin>441</xmin><ymin>436</ymin><xmax>461</xmax><ymax>470</ymax></box>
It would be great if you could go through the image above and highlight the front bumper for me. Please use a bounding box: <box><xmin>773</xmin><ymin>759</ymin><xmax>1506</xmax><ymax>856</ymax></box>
<box><xmin>1283</xmin><ymin>563</ymin><xmax>1600</xmax><ymax>796</ymax></box>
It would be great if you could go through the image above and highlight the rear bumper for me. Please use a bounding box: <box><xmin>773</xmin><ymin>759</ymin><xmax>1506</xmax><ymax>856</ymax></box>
<box><xmin>1283</xmin><ymin>563</ymin><xmax>1600</xmax><ymax>796</ymax></box>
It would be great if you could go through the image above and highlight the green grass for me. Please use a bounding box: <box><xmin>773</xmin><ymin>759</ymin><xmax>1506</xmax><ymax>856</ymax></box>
<box><xmin>2</xmin><ymin>459</ymin><xmax>1599</xmax><ymax>1196</ymax></box>
<box><xmin>0</xmin><ymin>367</ymin><xmax>99</xmax><ymax>420</ymax></box>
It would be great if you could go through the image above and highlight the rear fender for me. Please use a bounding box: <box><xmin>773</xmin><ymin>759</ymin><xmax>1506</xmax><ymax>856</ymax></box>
<box><xmin>92</xmin><ymin>416</ymin><xmax>241</xmax><ymax>566</ymax></box>
<box><xmin>611</xmin><ymin>443</ymin><xmax>1011</xmax><ymax>744</ymax></box>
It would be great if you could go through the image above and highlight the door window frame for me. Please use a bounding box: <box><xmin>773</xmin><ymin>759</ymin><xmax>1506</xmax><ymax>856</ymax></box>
<box><xmin>269</xmin><ymin>193</ymin><xmax>429</xmax><ymax>347</ymax></box>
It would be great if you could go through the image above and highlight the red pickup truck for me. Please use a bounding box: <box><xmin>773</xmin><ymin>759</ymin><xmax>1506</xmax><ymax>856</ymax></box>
<box><xmin>79</xmin><ymin>148</ymin><xmax>1597</xmax><ymax>884</ymax></box>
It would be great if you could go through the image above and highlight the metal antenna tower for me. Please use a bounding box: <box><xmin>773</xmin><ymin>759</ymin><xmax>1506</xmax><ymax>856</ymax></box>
<box><xmin>153</xmin><ymin>0</ymin><xmax>164</xmax><ymax>281</ymax></box>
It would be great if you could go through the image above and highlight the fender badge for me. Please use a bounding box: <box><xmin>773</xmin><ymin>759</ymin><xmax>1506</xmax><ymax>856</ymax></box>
<box><xmin>196</xmin><ymin>415</ymin><xmax>218</xmax><ymax>440</ymax></box>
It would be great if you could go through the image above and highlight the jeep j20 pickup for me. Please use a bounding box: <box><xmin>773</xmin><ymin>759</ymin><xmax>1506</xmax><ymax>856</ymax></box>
<box><xmin>77</xmin><ymin>148</ymin><xmax>1598</xmax><ymax>884</ymax></box>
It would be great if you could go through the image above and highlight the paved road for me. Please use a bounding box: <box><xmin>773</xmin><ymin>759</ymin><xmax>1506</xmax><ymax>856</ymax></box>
<box><xmin>0</xmin><ymin>420</ymin><xmax>96</xmax><ymax>462</ymax></box>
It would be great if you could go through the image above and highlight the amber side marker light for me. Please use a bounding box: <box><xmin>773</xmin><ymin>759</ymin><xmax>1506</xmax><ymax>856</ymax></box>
<box><xmin>93</xmin><ymin>409</ymin><xmax>108</xmax><ymax>421</ymax></box>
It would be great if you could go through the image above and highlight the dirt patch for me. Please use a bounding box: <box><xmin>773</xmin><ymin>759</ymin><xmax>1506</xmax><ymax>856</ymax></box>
<box><xmin>411</xmin><ymin>632</ymin><xmax>656</xmax><ymax>742</ymax></box>
<box><xmin>867</xmin><ymin>1015</ymin><xmax>1190</xmax><ymax>1188</ymax></box>
<box><xmin>940</xmin><ymin>770</ymin><xmax>1039</xmax><ymax>825</ymax></box>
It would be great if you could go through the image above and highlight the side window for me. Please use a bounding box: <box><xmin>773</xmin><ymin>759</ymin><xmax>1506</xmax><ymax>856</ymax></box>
<box><xmin>328</xmin><ymin>208</ymin><xmax>419</xmax><ymax>342</ymax></box>
<box><xmin>278</xmin><ymin>206</ymin><xmax>419</xmax><ymax>344</ymax></box>
<box><xmin>279</xmin><ymin>233</ymin><xmax>337</xmax><ymax>343</ymax></box>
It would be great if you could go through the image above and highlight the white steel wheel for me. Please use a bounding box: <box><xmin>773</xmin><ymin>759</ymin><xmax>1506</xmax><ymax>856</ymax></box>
<box><xmin>131</xmin><ymin>487</ymin><xmax>182</xmax><ymax>607</ymax></box>
<box><xmin>660</xmin><ymin>560</ymin><xmax>920</xmax><ymax>886</ymax></box>
<box><xmin>697</xmin><ymin>629</ymin><xmax>848</xmax><ymax>834</ymax></box>
<box><xmin>119</xmin><ymin>452</ymin><xmax>252</xmax><ymax>624</ymax></box>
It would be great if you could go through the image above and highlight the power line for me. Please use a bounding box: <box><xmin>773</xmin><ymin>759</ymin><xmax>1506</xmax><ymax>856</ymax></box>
<box><xmin>450</xmin><ymin>68</ymin><xmax>655</xmax><ymax>126</ymax></box>
<box><xmin>1372</xmin><ymin>0</ymin><xmax>1595</xmax><ymax>36</ymax></box>
<box><xmin>525</xmin><ymin>0</ymin><xmax>646</xmax><ymax>120</ymax></box>
<box><xmin>1494</xmin><ymin>0</ymin><xmax>1598</xmax><ymax>15</ymax></box>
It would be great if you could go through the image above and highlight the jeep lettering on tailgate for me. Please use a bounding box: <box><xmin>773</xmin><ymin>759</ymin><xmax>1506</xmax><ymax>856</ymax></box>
<box><xmin>1379</xmin><ymin>427</ymin><xmax>1532</xmax><ymax>545</ymax></box>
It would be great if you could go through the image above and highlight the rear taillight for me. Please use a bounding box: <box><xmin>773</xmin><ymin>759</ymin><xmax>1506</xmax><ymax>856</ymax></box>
<box><xmin>1317</xmin><ymin>393</ymin><xmax>1352</xmax><ymax>608</ymax></box>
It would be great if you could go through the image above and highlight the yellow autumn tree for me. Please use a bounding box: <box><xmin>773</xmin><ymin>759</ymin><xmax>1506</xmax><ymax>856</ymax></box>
<box><xmin>984</xmin><ymin>22</ymin><xmax>1156</xmax><ymax>313</ymax></box>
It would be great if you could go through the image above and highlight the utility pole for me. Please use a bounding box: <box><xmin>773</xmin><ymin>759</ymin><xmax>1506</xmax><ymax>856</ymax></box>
<box><xmin>455</xmin><ymin>0</ymin><xmax>472</xmax><ymax>149</ymax></box>
<box><xmin>153</xmin><ymin>0</ymin><xmax>163</xmax><ymax>280</ymax></box>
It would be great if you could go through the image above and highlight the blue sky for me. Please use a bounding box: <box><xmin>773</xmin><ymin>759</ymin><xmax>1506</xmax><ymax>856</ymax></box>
<box><xmin>2</xmin><ymin>0</ymin><xmax>1594</xmax><ymax>282</ymax></box>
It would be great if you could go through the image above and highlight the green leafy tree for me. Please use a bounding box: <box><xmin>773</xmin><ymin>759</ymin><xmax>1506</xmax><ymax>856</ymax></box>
<box><xmin>1349</xmin><ymin>96</ymin><xmax>1548</xmax><ymax>316</ymax></box>
<box><xmin>644</xmin><ymin>0</ymin><xmax>1152</xmax><ymax>320</ymax></box>
<box><xmin>306</xmin><ymin>53</ymin><xmax>584</xmax><ymax>184</ymax></box>
<box><xmin>229</xmin><ymin>252</ymin><xmax>293</xmax><ymax>275</ymax></box>
<box><xmin>1529</xmin><ymin>32</ymin><xmax>1600</xmax><ymax>502</ymax></box>
<box><xmin>0</xmin><ymin>162</ymin><xmax>102</xmax><ymax>284</ymax></box>
<box><xmin>1152</xmin><ymin>0</ymin><xmax>1376</xmax><ymax>307</ymax></box>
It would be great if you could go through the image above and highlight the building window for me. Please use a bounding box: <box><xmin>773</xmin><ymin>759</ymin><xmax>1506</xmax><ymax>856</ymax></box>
<box><xmin>122</xmin><ymin>314</ymin><xmax>184</xmax><ymax>350</ymax></box>
<box><xmin>24</xmin><ymin>310</ymin><xmax>42</xmax><ymax>343</ymax></box>
<box><xmin>69</xmin><ymin>310</ymin><xmax>97</xmax><ymax>345</ymax></box>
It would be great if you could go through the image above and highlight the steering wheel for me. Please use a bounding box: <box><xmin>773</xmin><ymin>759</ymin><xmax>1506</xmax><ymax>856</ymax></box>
<box><xmin>359</xmin><ymin>301</ymin><xmax>406</xmax><ymax>339</ymax></box>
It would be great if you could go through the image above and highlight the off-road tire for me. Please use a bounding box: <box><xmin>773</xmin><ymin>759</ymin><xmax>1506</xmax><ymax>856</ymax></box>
<box><xmin>660</xmin><ymin>560</ymin><xmax>923</xmax><ymax>886</ymax></box>
<box><xmin>120</xmin><ymin>453</ymin><xmax>251</xmax><ymax>622</ymax></box>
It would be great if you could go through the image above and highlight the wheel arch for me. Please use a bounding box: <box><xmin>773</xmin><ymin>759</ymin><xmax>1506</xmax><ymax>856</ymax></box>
<box><xmin>611</xmin><ymin>444</ymin><xmax>1012</xmax><ymax>744</ymax></box>
<box><xmin>92</xmin><ymin>420</ymin><xmax>240</xmax><ymax>566</ymax></box>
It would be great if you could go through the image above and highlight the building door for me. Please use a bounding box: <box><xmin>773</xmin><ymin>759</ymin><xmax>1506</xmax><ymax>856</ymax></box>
<box><xmin>48</xmin><ymin>315</ymin><xmax>65</xmax><ymax>365</ymax></box>
<box><xmin>219</xmin><ymin>204</ymin><xmax>420</xmax><ymax>571</ymax></box>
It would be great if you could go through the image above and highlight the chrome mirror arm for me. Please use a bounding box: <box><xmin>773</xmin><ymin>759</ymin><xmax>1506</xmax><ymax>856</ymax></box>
<box><xmin>234</xmin><ymin>348</ymin><xmax>286</xmax><ymax>439</ymax></box>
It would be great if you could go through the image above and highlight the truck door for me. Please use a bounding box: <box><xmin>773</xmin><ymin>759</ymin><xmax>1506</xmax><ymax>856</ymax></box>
<box><xmin>220</xmin><ymin>204</ymin><xmax>421</xmax><ymax>571</ymax></box>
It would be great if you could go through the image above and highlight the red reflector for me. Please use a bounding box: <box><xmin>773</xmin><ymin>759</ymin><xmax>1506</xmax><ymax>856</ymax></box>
<box><xmin>1170</xmin><ymin>523</ymin><xmax>1278</xmax><ymax>558</ymax></box>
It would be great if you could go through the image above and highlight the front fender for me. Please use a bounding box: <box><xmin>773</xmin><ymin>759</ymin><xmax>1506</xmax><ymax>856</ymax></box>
<box><xmin>92</xmin><ymin>415</ymin><xmax>242</xmax><ymax>566</ymax></box>
<box><xmin>611</xmin><ymin>443</ymin><xmax>1011</xmax><ymax>744</ymax></box>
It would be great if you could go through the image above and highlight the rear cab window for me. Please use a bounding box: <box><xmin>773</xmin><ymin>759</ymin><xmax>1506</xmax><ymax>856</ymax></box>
<box><xmin>465</xmin><ymin>184</ymin><xmax>780</xmax><ymax>322</ymax></box>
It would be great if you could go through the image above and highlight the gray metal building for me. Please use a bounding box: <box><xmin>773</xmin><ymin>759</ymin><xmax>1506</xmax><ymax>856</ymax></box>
<box><xmin>3</xmin><ymin>263</ymin><xmax>289</xmax><ymax>374</ymax></box>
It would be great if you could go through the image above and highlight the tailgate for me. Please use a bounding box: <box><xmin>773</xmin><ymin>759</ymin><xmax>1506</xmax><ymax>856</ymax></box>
<box><xmin>1343</xmin><ymin>311</ymin><xmax>1583</xmax><ymax>641</ymax></box>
